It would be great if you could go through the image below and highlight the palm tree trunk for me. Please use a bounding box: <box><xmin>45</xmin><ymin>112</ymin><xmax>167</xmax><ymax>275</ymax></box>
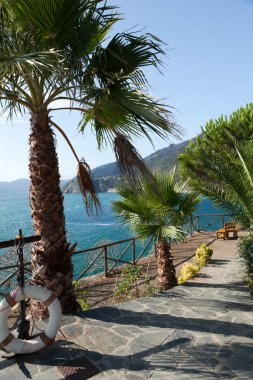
<box><xmin>29</xmin><ymin>111</ymin><xmax>78</xmax><ymax>318</ymax></box>
<box><xmin>157</xmin><ymin>239</ymin><xmax>177</xmax><ymax>289</ymax></box>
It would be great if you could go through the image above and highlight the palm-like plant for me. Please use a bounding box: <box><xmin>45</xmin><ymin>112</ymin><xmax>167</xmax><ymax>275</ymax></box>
<box><xmin>0</xmin><ymin>1</ymin><xmax>179</xmax><ymax>316</ymax></box>
<box><xmin>179</xmin><ymin>104</ymin><xmax>253</xmax><ymax>229</ymax></box>
<box><xmin>113</xmin><ymin>172</ymin><xmax>199</xmax><ymax>289</ymax></box>
<box><xmin>188</xmin><ymin>141</ymin><xmax>253</xmax><ymax>229</ymax></box>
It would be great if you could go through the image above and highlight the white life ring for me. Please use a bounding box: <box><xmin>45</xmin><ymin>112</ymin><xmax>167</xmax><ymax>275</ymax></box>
<box><xmin>0</xmin><ymin>285</ymin><xmax>62</xmax><ymax>354</ymax></box>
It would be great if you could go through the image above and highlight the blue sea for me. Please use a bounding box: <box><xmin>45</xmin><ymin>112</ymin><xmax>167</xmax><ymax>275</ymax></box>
<box><xmin>0</xmin><ymin>192</ymin><xmax>228</xmax><ymax>279</ymax></box>
<box><xmin>0</xmin><ymin>192</ymin><xmax>129</xmax><ymax>249</ymax></box>
<box><xmin>0</xmin><ymin>192</ymin><xmax>226</xmax><ymax>247</ymax></box>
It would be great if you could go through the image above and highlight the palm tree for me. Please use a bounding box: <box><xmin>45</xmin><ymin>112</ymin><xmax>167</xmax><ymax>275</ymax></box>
<box><xmin>113</xmin><ymin>172</ymin><xmax>199</xmax><ymax>289</ymax></box>
<box><xmin>0</xmin><ymin>1</ymin><xmax>180</xmax><ymax>316</ymax></box>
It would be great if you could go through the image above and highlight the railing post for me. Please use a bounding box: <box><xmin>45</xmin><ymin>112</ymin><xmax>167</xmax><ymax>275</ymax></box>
<box><xmin>16</xmin><ymin>229</ymin><xmax>30</xmax><ymax>340</ymax></box>
<box><xmin>222</xmin><ymin>215</ymin><xmax>225</xmax><ymax>228</ymax></box>
<box><xmin>104</xmin><ymin>246</ymin><xmax>108</xmax><ymax>277</ymax></box>
<box><xmin>132</xmin><ymin>239</ymin><xmax>136</xmax><ymax>265</ymax></box>
<box><xmin>190</xmin><ymin>217</ymin><xmax>193</xmax><ymax>235</ymax></box>
<box><xmin>197</xmin><ymin>215</ymin><xmax>200</xmax><ymax>232</ymax></box>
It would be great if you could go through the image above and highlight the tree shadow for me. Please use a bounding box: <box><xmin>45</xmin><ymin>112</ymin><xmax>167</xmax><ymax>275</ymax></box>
<box><xmin>193</xmin><ymin>272</ymin><xmax>211</xmax><ymax>278</ymax></box>
<box><xmin>180</xmin><ymin>297</ymin><xmax>253</xmax><ymax>312</ymax></box>
<box><xmin>210</xmin><ymin>259</ymin><xmax>231</xmax><ymax>265</ymax></box>
<box><xmin>0</xmin><ymin>339</ymin><xmax>91</xmax><ymax>378</ymax></box>
<box><xmin>83</xmin><ymin>307</ymin><xmax>253</xmax><ymax>339</ymax></box>
<box><xmin>1</xmin><ymin>333</ymin><xmax>252</xmax><ymax>378</ymax></box>
<box><xmin>183</xmin><ymin>280</ymin><xmax>250</xmax><ymax>292</ymax></box>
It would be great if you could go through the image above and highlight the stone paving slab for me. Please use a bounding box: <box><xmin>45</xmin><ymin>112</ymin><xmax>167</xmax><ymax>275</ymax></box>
<box><xmin>0</xmin><ymin>237</ymin><xmax>253</xmax><ymax>379</ymax></box>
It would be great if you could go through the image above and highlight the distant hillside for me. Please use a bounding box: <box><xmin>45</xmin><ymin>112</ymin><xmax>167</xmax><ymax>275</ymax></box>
<box><xmin>0</xmin><ymin>179</ymin><xmax>69</xmax><ymax>194</ymax></box>
<box><xmin>63</xmin><ymin>137</ymin><xmax>193</xmax><ymax>193</ymax></box>
<box><xmin>92</xmin><ymin>162</ymin><xmax>119</xmax><ymax>178</ymax></box>
<box><xmin>0</xmin><ymin>138</ymin><xmax>193</xmax><ymax>195</ymax></box>
<box><xmin>63</xmin><ymin>175</ymin><xmax>121</xmax><ymax>193</ymax></box>
<box><xmin>144</xmin><ymin>139</ymin><xmax>191</xmax><ymax>173</ymax></box>
<box><xmin>0</xmin><ymin>178</ymin><xmax>30</xmax><ymax>194</ymax></box>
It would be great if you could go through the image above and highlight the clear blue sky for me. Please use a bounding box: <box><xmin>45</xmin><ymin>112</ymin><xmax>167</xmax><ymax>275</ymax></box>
<box><xmin>1</xmin><ymin>0</ymin><xmax>253</xmax><ymax>181</ymax></box>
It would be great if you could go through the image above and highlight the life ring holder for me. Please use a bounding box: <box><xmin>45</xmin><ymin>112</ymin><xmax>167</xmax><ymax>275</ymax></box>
<box><xmin>0</xmin><ymin>285</ymin><xmax>62</xmax><ymax>354</ymax></box>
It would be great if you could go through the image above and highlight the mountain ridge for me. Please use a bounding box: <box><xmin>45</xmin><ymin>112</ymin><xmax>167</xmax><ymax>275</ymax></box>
<box><xmin>63</xmin><ymin>137</ymin><xmax>193</xmax><ymax>193</ymax></box>
<box><xmin>0</xmin><ymin>137</ymin><xmax>193</xmax><ymax>194</ymax></box>
<box><xmin>0</xmin><ymin>179</ymin><xmax>69</xmax><ymax>194</ymax></box>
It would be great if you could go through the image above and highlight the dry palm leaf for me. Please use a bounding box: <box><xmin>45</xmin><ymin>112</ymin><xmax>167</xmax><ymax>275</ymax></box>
<box><xmin>50</xmin><ymin>120</ymin><xmax>101</xmax><ymax>216</ymax></box>
<box><xmin>77</xmin><ymin>158</ymin><xmax>101</xmax><ymax>216</ymax></box>
<box><xmin>114</xmin><ymin>134</ymin><xmax>158</xmax><ymax>190</ymax></box>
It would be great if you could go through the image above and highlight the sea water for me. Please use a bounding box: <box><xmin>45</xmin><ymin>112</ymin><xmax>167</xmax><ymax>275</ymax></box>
<box><xmin>0</xmin><ymin>192</ymin><xmax>225</xmax><ymax>279</ymax></box>
<box><xmin>0</xmin><ymin>192</ymin><xmax>225</xmax><ymax>247</ymax></box>
<box><xmin>0</xmin><ymin>192</ymin><xmax>129</xmax><ymax>249</ymax></box>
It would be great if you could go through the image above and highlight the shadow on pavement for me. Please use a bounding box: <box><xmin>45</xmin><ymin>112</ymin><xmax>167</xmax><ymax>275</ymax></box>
<box><xmin>83</xmin><ymin>307</ymin><xmax>253</xmax><ymax>339</ymax></box>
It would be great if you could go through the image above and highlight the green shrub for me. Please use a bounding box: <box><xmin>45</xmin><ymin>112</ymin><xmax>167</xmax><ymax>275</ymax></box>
<box><xmin>73</xmin><ymin>280</ymin><xmax>90</xmax><ymax>311</ymax></box>
<box><xmin>143</xmin><ymin>276</ymin><xmax>158</xmax><ymax>296</ymax></box>
<box><xmin>115</xmin><ymin>265</ymin><xmax>142</xmax><ymax>300</ymax></box>
<box><xmin>238</xmin><ymin>234</ymin><xmax>253</xmax><ymax>295</ymax></box>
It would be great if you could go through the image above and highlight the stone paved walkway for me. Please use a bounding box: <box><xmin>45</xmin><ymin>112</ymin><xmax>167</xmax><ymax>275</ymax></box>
<box><xmin>1</xmin><ymin>235</ymin><xmax>253</xmax><ymax>379</ymax></box>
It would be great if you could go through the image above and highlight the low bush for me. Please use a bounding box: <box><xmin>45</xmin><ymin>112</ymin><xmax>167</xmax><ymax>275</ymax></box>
<box><xmin>115</xmin><ymin>264</ymin><xmax>142</xmax><ymax>300</ymax></box>
<box><xmin>194</xmin><ymin>244</ymin><xmax>213</xmax><ymax>267</ymax></box>
<box><xmin>143</xmin><ymin>276</ymin><xmax>159</xmax><ymax>296</ymax></box>
<box><xmin>73</xmin><ymin>280</ymin><xmax>90</xmax><ymax>311</ymax></box>
<box><xmin>238</xmin><ymin>234</ymin><xmax>253</xmax><ymax>296</ymax></box>
<box><xmin>177</xmin><ymin>243</ymin><xmax>213</xmax><ymax>284</ymax></box>
<box><xmin>177</xmin><ymin>263</ymin><xmax>200</xmax><ymax>284</ymax></box>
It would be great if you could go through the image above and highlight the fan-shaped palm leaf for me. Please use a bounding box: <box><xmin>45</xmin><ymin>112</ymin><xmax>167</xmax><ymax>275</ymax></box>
<box><xmin>113</xmin><ymin>172</ymin><xmax>199</xmax><ymax>289</ymax></box>
<box><xmin>113</xmin><ymin>172</ymin><xmax>199</xmax><ymax>242</ymax></box>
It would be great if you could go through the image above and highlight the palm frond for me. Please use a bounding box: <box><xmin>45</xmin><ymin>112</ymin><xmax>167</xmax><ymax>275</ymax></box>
<box><xmin>80</xmin><ymin>83</ymin><xmax>180</xmax><ymax>149</ymax></box>
<box><xmin>187</xmin><ymin>142</ymin><xmax>253</xmax><ymax>228</ymax></box>
<box><xmin>135</xmin><ymin>223</ymin><xmax>185</xmax><ymax>242</ymax></box>
<box><xmin>0</xmin><ymin>46</ymin><xmax>60</xmax><ymax>77</ymax></box>
<box><xmin>235</xmin><ymin>145</ymin><xmax>253</xmax><ymax>189</ymax></box>
<box><xmin>50</xmin><ymin>120</ymin><xmax>101</xmax><ymax>216</ymax></box>
<box><xmin>8</xmin><ymin>0</ymin><xmax>119</xmax><ymax>75</ymax></box>
<box><xmin>77</xmin><ymin>158</ymin><xmax>101</xmax><ymax>216</ymax></box>
<box><xmin>89</xmin><ymin>31</ymin><xmax>165</xmax><ymax>83</ymax></box>
<box><xmin>113</xmin><ymin>172</ymin><xmax>199</xmax><ymax>242</ymax></box>
<box><xmin>113</xmin><ymin>134</ymin><xmax>156</xmax><ymax>187</ymax></box>
<box><xmin>112</xmin><ymin>185</ymin><xmax>154</xmax><ymax>224</ymax></box>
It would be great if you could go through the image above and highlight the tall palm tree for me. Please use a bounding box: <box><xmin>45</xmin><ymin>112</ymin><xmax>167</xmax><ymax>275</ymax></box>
<box><xmin>0</xmin><ymin>0</ymin><xmax>179</xmax><ymax>316</ymax></box>
<box><xmin>113</xmin><ymin>172</ymin><xmax>199</xmax><ymax>289</ymax></box>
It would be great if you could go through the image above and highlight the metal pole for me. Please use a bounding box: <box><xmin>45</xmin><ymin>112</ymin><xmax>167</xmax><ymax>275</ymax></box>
<box><xmin>197</xmin><ymin>216</ymin><xmax>200</xmax><ymax>232</ymax></box>
<box><xmin>104</xmin><ymin>246</ymin><xmax>108</xmax><ymax>277</ymax></box>
<box><xmin>132</xmin><ymin>239</ymin><xmax>136</xmax><ymax>265</ymax></box>
<box><xmin>16</xmin><ymin>229</ymin><xmax>30</xmax><ymax>340</ymax></box>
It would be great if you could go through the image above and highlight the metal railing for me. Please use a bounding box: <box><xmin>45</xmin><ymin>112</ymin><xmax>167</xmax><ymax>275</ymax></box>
<box><xmin>0</xmin><ymin>234</ymin><xmax>40</xmax><ymax>296</ymax></box>
<box><xmin>74</xmin><ymin>236</ymin><xmax>154</xmax><ymax>280</ymax></box>
<box><xmin>0</xmin><ymin>213</ymin><xmax>236</xmax><ymax>292</ymax></box>
<box><xmin>187</xmin><ymin>214</ymin><xmax>234</xmax><ymax>235</ymax></box>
